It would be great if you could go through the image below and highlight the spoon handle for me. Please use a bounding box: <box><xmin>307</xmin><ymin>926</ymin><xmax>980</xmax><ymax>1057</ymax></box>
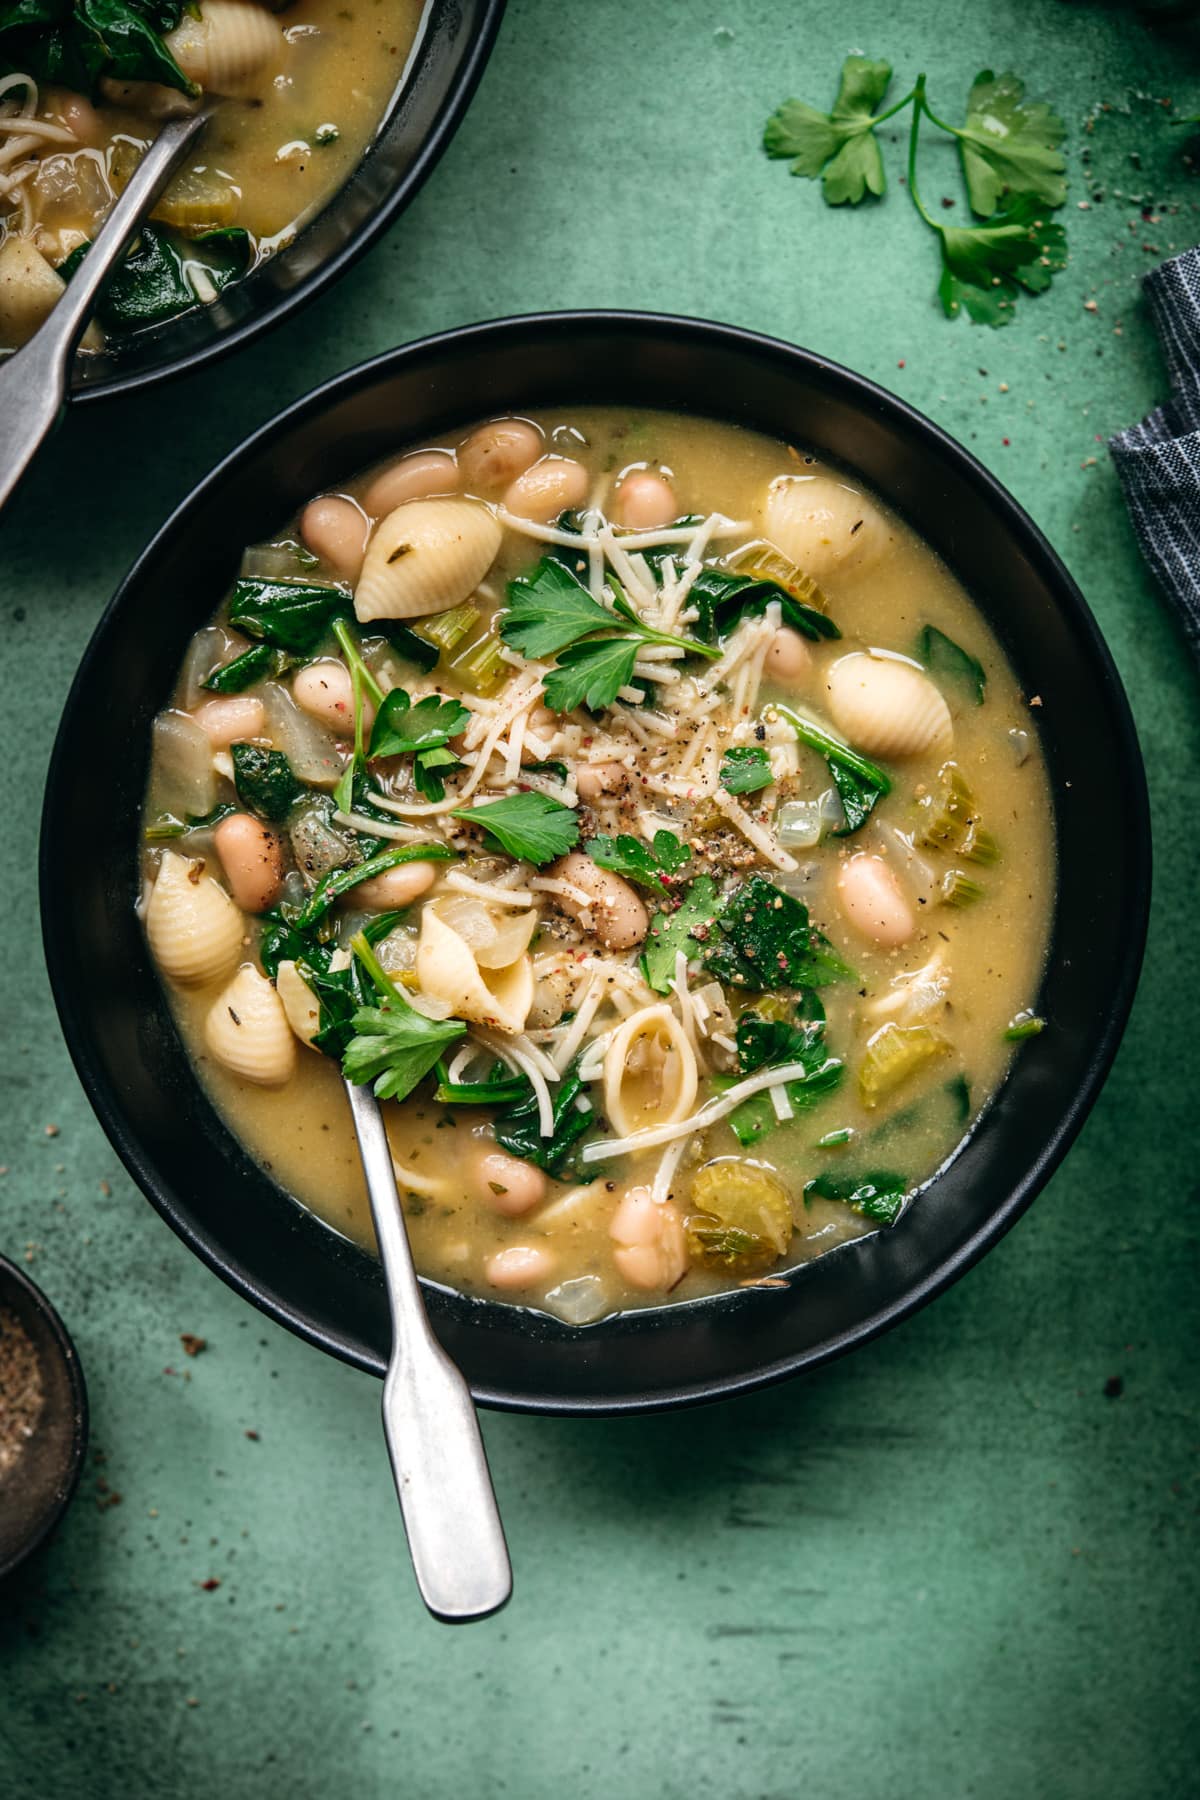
<box><xmin>0</xmin><ymin>108</ymin><xmax>211</xmax><ymax>514</ymax></box>
<box><xmin>343</xmin><ymin>1078</ymin><xmax>512</xmax><ymax>1623</ymax></box>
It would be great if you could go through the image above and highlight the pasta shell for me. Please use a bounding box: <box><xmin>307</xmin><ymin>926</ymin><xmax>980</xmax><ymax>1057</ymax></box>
<box><xmin>205</xmin><ymin>964</ymin><xmax>296</xmax><ymax>1086</ymax></box>
<box><xmin>415</xmin><ymin>904</ymin><xmax>533</xmax><ymax>1034</ymax></box>
<box><xmin>603</xmin><ymin>1004</ymin><xmax>698</xmax><ymax>1139</ymax></box>
<box><xmin>275</xmin><ymin>960</ymin><xmax>321</xmax><ymax>1048</ymax></box>
<box><xmin>434</xmin><ymin>896</ymin><xmax>539</xmax><ymax>969</ymax></box>
<box><xmin>825</xmin><ymin>652</ymin><xmax>953</xmax><ymax>759</ymax></box>
<box><xmin>165</xmin><ymin>1</ymin><xmax>283</xmax><ymax>96</ymax></box>
<box><xmin>354</xmin><ymin>499</ymin><xmax>501</xmax><ymax>623</ymax></box>
<box><xmin>146</xmin><ymin>850</ymin><xmax>244</xmax><ymax>987</ymax></box>
<box><xmin>762</xmin><ymin>475</ymin><xmax>887</xmax><ymax>580</ymax></box>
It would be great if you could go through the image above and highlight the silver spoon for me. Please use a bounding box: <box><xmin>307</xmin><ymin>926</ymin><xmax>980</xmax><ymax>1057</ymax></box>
<box><xmin>0</xmin><ymin>107</ymin><xmax>212</xmax><ymax>513</ymax></box>
<box><xmin>343</xmin><ymin>1078</ymin><xmax>512</xmax><ymax>1622</ymax></box>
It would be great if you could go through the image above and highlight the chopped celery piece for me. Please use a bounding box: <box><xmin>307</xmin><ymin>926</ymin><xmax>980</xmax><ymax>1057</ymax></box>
<box><xmin>685</xmin><ymin>1219</ymin><xmax>780</xmax><ymax>1275</ymax></box>
<box><xmin>1005</xmin><ymin>1012</ymin><xmax>1045</xmax><ymax>1041</ymax></box>
<box><xmin>816</xmin><ymin>1126</ymin><xmax>854</xmax><ymax>1148</ymax></box>
<box><xmin>687</xmin><ymin>1161</ymin><xmax>793</xmax><ymax>1263</ymax></box>
<box><xmin>449</xmin><ymin>629</ymin><xmax>506</xmax><ymax>696</ymax></box>
<box><xmin>858</xmin><ymin>1022</ymin><xmax>951</xmax><ymax>1108</ymax></box>
<box><xmin>940</xmin><ymin>868</ymin><xmax>985</xmax><ymax>907</ymax></box>
<box><xmin>413</xmin><ymin>603</ymin><xmax>480</xmax><ymax>654</ymax></box>
<box><xmin>916</xmin><ymin>763</ymin><xmax>999</xmax><ymax>865</ymax></box>
<box><xmin>727</xmin><ymin>543</ymin><xmax>831</xmax><ymax>613</ymax></box>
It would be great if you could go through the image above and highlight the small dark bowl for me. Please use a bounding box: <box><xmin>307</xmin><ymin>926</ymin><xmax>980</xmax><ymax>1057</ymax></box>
<box><xmin>40</xmin><ymin>313</ymin><xmax>1151</xmax><ymax>1413</ymax></box>
<box><xmin>0</xmin><ymin>1256</ymin><xmax>88</xmax><ymax>1580</ymax></box>
<box><xmin>70</xmin><ymin>0</ymin><xmax>506</xmax><ymax>401</ymax></box>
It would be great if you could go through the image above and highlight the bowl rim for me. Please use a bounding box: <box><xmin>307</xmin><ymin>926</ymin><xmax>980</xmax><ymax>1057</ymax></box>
<box><xmin>40</xmin><ymin>310</ymin><xmax>1153</xmax><ymax>1412</ymax></box>
<box><xmin>0</xmin><ymin>1253</ymin><xmax>89</xmax><ymax>1579</ymax></box>
<box><xmin>69</xmin><ymin>0</ymin><xmax>508</xmax><ymax>405</ymax></box>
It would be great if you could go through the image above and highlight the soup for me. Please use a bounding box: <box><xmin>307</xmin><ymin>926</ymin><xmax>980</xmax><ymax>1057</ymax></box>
<box><xmin>0</xmin><ymin>0</ymin><xmax>422</xmax><ymax>351</ymax></box>
<box><xmin>139</xmin><ymin>407</ymin><xmax>1054</xmax><ymax>1325</ymax></box>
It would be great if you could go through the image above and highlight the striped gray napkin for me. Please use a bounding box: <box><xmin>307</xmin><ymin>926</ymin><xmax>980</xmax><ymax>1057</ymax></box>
<box><xmin>1110</xmin><ymin>246</ymin><xmax>1200</xmax><ymax>659</ymax></box>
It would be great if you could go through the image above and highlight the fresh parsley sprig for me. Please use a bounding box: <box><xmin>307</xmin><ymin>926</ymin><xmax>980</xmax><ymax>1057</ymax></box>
<box><xmin>451</xmin><ymin>791</ymin><xmax>580</xmax><ymax>866</ymax></box>
<box><xmin>339</xmin><ymin>933</ymin><xmax>466</xmax><ymax>1103</ymax></box>
<box><xmin>764</xmin><ymin>58</ymin><xmax>1068</xmax><ymax>327</ymax></box>
<box><xmin>587</xmin><ymin>829</ymin><xmax>691</xmax><ymax>897</ymax></box>
<box><xmin>500</xmin><ymin>556</ymin><xmax>720</xmax><ymax>715</ymax></box>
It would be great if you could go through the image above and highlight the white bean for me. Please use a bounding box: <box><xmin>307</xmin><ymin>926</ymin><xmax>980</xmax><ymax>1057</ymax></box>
<box><xmin>362</xmin><ymin>450</ymin><xmax>458</xmax><ymax>515</ymax></box>
<box><xmin>299</xmin><ymin>496</ymin><xmax>368</xmax><ymax>583</ymax></box>
<box><xmin>459</xmin><ymin>418</ymin><xmax>543</xmax><ymax>491</ymax></box>
<box><xmin>474</xmin><ymin>1151</ymin><xmax>547</xmax><ymax>1217</ymax></box>
<box><xmin>192</xmin><ymin>695</ymin><xmax>265</xmax><ymax>748</ymax></box>
<box><xmin>609</xmin><ymin>1188</ymin><xmax>687</xmax><ymax>1292</ymax></box>
<box><xmin>213</xmin><ymin>813</ymin><xmax>284</xmax><ymax>914</ymax></box>
<box><xmin>291</xmin><ymin>659</ymin><xmax>369</xmax><ymax>739</ymax></box>
<box><xmin>503</xmin><ymin>456</ymin><xmax>589</xmax><ymax>522</ymax></box>
<box><xmin>764</xmin><ymin>627</ymin><xmax>812</xmax><ymax>686</ymax></box>
<box><xmin>56</xmin><ymin>91</ymin><xmax>104</xmax><ymax>145</ymax></box>
<box><xmin>575</xmin><ymin>760</ymin><xmax>630</xmax><ymax>802</ymax></box>
<box><xmin>484</xmin><ymin>1244</ymin><xmax>555</xmax><ymax>1290</ymax></box>
<box><xmin>836</xmin><ymin>854</ymin><xmax>916</xmax><ymax>948</ymax></box>
<box><xmin>613</xmin><ymin>468</ymin><xmax>676</xmax><ymax>529</ymax></box>
<box><xmin>546</xmin><ymin>852</ymin><xmax>648</xmax><ymax>950</ymax></box>
<box><xmin>351</xmin><ymin>860</ymin><xmax>438</xmax><ymax>911</ymax></box>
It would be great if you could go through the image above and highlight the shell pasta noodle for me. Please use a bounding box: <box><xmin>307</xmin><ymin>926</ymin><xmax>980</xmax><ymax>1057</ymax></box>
<box><xmin>0</xmin><ymin>0</ymin><xmax>423</xmax><ymax>352</ymax></box>
<box><xmin>140</xmin><ymin>406</ymin><xmax>1055</xmax><ymax>1325</ymax></box>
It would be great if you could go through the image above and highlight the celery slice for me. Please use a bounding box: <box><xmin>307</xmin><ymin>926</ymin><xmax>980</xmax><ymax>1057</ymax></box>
<box><xmin>858</xmin><ymin>1022</ymin><xmax>951</xmax><ymax>1108</ymax></box>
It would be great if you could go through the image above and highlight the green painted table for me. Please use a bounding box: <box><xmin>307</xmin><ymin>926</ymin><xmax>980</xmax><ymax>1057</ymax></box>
<box><xmin>2</xmin><ymin>3</ymin><xmax>1198</xmax><ymax>1794</ymax></box>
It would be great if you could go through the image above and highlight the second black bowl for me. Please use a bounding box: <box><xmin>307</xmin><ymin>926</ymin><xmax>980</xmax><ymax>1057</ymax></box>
<box><xmin>41</xmin><ymin>313</ymin><xmax>1151</xmax><ymax>1412</ymax></box>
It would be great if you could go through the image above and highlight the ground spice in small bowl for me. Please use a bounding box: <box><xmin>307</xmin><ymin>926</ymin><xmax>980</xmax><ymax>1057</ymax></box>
<box><xmin>0</xmin><ymin>1304</ymin><xmax>45</xmax><ymax>1478</ymax></box>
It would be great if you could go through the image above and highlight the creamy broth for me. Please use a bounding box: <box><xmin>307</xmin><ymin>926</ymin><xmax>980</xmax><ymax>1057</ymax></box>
<box><xmin>0</xmin><ymin>0</ymin><xmax>422</xmax><ymax>351</ymax></box>
<box><xmin>140</xmin><ymin>407</ymin><xmax>1054</xmax><ymax>1324</ymax></box>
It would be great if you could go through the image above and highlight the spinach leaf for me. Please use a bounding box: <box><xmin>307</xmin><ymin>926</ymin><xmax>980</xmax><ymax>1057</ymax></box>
<box><xmin>433</xmin><ymin>1061</ymin><xmax>530</xmax><ymax>1107</ymax></box>
<box><xmin>772</xmin><ymin>703</ymin><xmax>891</xmax><ymax>836</ymax></box>
<box><xmin>493</xmin><ymin>1061</ymin><xmax>596</xmax><ymax>1177</ymax></box>
<box><xmin>227</xmin><ymin>576</ymin><xmax>350</xmax><ymax>654</ymax></box>
<box><xmin>383</xmin><ymin>622</ymin><xmax>440</xmax><ymax>675</ymax></box>
<box><xmin>293</xmin><ymin>843</ymin><xmax>454</xmax><ymax>931</ymax></box>
<box><xmin>0</xmin><ymin>0</ymin><xmax>193</xmax><ymax>95</ymax></box>
<box><xmin>703</xmin><ymin>873</ymin><xmax>857</xmax><ymax>990</ymax></box>
<box><xmin>804</xmin><ymin>1169</ymin><xmax>908</xmax><ymax>1225</ymax></box>
<box><xmin>60</xmin><ymin>224</ymin><xmax>250</xmax><ymax>329</ymax></box>
<box><xmin>918</xmin><ymin>625</ymin><xmax>986</xmax><ymax>705</ymax></box>
<box><xmin>260</xmin><ymin>912</ymin><xmax>329</xmax><ymax>984</ymax></box>
<box><xmin>640</xmin><ymin>874</ymin><xmax>721</xmax><ymax>995</ymax></box>
<box><xmin>724</xmin><ymin>1004</ymin><xmax>844</xmax><ymax>1146</ymax></box>
<box><xmin>412</xmin><ymin>746</ymin><xmax>462</xmax><ymax>803</ymax></box>
<box><xmin>202</xmin><ymin>643</ymin><xmax>291</xmax><ymax>694</ymax></box>
<box><xmin>690</xmin><ymin>567</ymin><xmax>841</xmax><ymax>645</ymax></box>
<box><xmin>231</xmin><ymin>743</ymin><xmax>300</xmax><ymax>822</ymax></box>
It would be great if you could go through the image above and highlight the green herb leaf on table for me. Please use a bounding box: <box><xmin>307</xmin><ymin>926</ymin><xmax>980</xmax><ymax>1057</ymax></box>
<box><xmin>231</xmin><ymin>742</ymin><xmax>300</xmax><ymax>822</ymax></box>
<box><xmin>492</xmin><ymin>1060</ymin><xmax>595</xmax><ymax>1177</ymax></box>
<box><xmin>936</xmin><ymin>197</ymin><xmax>1067</xmax><ymax>327</ymax></box>
<box><xmin>764</xmin><ymin>55</ymin><xmax>895</xmax><ymax>206</ymax></box>
<box><xmin>804</xmin><ymin>1169</ymin><xmax>908</xmax><ymax>1226</ymax></box>
<box><xmin>918</xmin><ymin>625</ymin><xmax>986</xmax><ymax>705</ymax></box>
<box><xmin>451</xmin><ymin>792</ymin><xmax>579</xmax><ymax>866</ymax></box>
<box><xmin>719</xmin><ymin>747</ymin><xmax>773</xmax><ymax>797</ymax></box>
<box><xmin>703</xmin><ymin>872</ymin><xmax>858</xmax><ymax>990</ymax></box>
<box><xmin>228</xmin><ymin>576</ymin><xmax>350</xmax><ymax>654</ymax></box>
<box><xmin>640</xmin><ymin>875</ymin><xmax>721</xmax><ymax>995</ymax></box>
<box><xmin>957</xmin><ymin>70</ymin><xmax>1067</xmax><ymax>216</ymax></box>
<box><xmin>367</xmin><ymin>689</ymin><xmax>470</xmax><ymax>760</ymax></box>
<box><xmin>587</xmin><ymin>830</ymin><xmax>690</xmax><ymax>898</ymax></box>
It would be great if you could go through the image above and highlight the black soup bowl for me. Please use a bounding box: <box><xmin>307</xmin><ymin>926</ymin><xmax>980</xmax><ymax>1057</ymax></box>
<box><xmin>70</xmin><ymin>0</ymin><xmax>506</xmax><ymax>401</ymax></box>
<box><xmin>41</xmin><ymin>313</ymin><xmax>1151</xmax><ymax>1413</ymax></box>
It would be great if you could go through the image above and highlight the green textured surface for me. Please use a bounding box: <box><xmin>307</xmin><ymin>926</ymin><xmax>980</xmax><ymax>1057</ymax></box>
<box><xmin>2</xmin><ymin>2</ymin><xmax>1199</xmax><ymax>1794</ymax></box>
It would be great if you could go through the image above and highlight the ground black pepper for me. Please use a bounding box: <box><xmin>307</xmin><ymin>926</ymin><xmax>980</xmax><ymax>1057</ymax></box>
<box><xmin>0</xmin><ymin>1305</ymin><xmax>44</xmax><ymax>1478</ymax></box>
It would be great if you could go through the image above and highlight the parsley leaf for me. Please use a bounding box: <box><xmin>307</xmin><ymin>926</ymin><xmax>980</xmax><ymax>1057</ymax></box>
<box><xmin>341</xmin><ymin>992</ymin><xmax>465</xmax><ymax>1103</ymax></box>
<box><xmin>764</xmin><ymin>55</ymin><xmax>894</xmax><ymax>205</ymax></box>
<box><xmin>541</xmin><ymin>636</ymin><xmax>642</xmax><ymax>713</ymax></box>
<box><xmin>957</xmin><ymin>70</ymin><xmax>1067</xmax><ymax>217</ymax></box>
<box><xmin>918</xmin><ymin>625</ymin><xmax>986</xmax><ymax>705</ymax></box>
<box><xmin>936</xmin><ymin>196</ymin><xmax>1067</xmax><ymax>327</ymax></box>
<box><xmin>451</xmin><ymin>792</ymin><xmax>579</xmax><ymax>866</ymax></box>
<box><xmin>492</xmin><ymin>1060</ymin><xmax>596</xmax><ymax>1177</ymax></box>
<box><xmin>367</xmin><ymin>689</ymin><xmax>470</xmax><ymax>761</ymax></box>
<box><xmin>502</xmin><ymin>558</ymin><xmax>618</xmax><ymax>658</ymax></box>
<box><xmin>703</xmin><ymin>873</ymin><xmax>857</xmax><ymax>990</ymax></box>
<box><xmin>804</xmin><ymin>1169</ymin><xmax>908</xmax><ymax>1225</ymax></box>
<box><xmin>772</xmin><ymin>703</ymin><xmax>891</xmax><ymax>835</ymax></box>
<box><xmin>412</xmin><ymin>746</ymin><xmax>462</xmax><ymax>803</ymax></box>
<box><xmin>587</xmin><ymin>830</ymin><xmax>690</xmax><ymax>898</ymax></box>
<box><xmin>720</xmin><ymin>747</ymin><xmax>773</xmax><ymax>797</ymax></box>
<box><xmin>640</xmin><ymin>875</ymin><xmax>720</xmax><ymax>995</ymax></box>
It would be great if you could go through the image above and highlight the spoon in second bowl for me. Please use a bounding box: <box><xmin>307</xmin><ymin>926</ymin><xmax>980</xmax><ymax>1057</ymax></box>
<box><xmin>0</xmin><ymin>106</ymin><xmax>212</xmax><ymax>513</ymax></box>
<box><xmin>342</xmin><ymin>1076</ymin><xmax>512</xmax><ymax>1622</ymax></box>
